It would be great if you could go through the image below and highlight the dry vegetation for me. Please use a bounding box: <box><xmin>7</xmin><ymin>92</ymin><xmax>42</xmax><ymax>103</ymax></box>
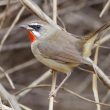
<box><xmin>0</xmin><ymin>0</ymin><xmax>110</xmax><ymax>110</ymax></box>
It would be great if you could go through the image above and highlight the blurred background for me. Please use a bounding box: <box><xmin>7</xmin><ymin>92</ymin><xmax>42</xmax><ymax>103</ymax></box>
<box><xmin>0</xmin><ymin>0</ymin><xmax>110</xmax><ymax>110</ymax></box>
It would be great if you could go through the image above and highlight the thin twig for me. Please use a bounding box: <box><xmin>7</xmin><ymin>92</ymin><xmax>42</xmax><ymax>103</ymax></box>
<box><xmin>49</xmin><ymin>72</ymin><xmax>57</xmax><ymax>110</ymax></box>
<box><xmin>0</xmin><ymin>0</ymin><xmax>18</xmax><ymax>6</ymax></box>
<box><xmin>0</xmin><ymin>66</ymin><xmax>15</xmax><ymax>89</ymax></box>
<box><xmin>0</xmin><ymin>84</ymin><xmax>21</xmax><ymax>110</ymax></box>
<box><xmin>49</xmin><ymin>0</ymin><xmax>57</xmax><ymax>109</ymax></box>
<box><xmin>0</xmin><ymin>3</ymin><xmax>21</xmax><ymax>21</ymax></box>
<box><xmin>84</xmin><ymin>57</ymin><xmax>110</xmax><ymax>89</ymax></box>
<box><xmin>53</xmin><ymin>0</ymin><xmax>57</xmax><ymax>23</ymax></box>
<box><xmin>63</xmin><ymin>87</ymin><xmax>110</xmax><ymax>107</ymax></box>
<box><xmin>93</xmin><ymin>43</ymin><xmax>100</xmax><ymax>110</ymax></box>
<box><xmin>0</xmin><ymin>0</ymin><xmax>10</xmax><ymax>28</ymax></box>
<box><xmin>19</xmin><ymin>0</ymin><xmax>59</xmax><ymax>29</ymax></box>
<box><xmin>0</xmin><ymin>59</ymin><xmax>37</xmax><ymax>79</ymax></box>
<box><xmin>0</xmin><ymin>6</ymin><xmax>25</xmax><ymax>51</ymax></box>
<box><xmin>17</xmin><ymin>70</ymin><xmax>52</xmax><ymax>100</ymax></box>
<box><xmin>19</xmin><ymin>104</ymin><xmax>32</xmax><ymax>110</ymax></box>
<box><xmin>0</xmin><ymin>103</ymin><xmax>13</xmax><ymax>110</ymax></box>
<box><xmin>94</xmin><ymin>34</ymin><xmax>110</xmax><ymax>48</ymax></box>
<box><xmin>99</xmin><ymin>0</ymin><xmax>110</xmax><ymax>17</ymax></box>
<box><xmin>16</xmin><ymin>84</ymin><xmax>110</xmax><ymax>107</ymax></box>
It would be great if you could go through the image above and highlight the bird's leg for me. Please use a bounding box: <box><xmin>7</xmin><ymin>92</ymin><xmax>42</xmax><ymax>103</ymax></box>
<box><xmin>49</xmin><ymin>72</ymin><xmax>71</xmax><ymax>97</ymax></box>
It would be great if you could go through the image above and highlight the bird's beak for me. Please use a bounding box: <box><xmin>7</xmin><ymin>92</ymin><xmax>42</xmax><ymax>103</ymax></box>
<box><xmin>20</xmin><ymin>25</ymin><xmax>28</xmax><ymax>29</ymax></box>
<box><xmin>20</xmin><ymin>25</ymin><xmax>32</xmax><ymax>30</ymax></box>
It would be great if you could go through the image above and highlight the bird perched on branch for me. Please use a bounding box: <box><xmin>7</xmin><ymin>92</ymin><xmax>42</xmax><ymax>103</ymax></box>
<box><xmin>22</xmin><ymin>21</ymin><xmax>110</xmax><ymax>97</ymax></box>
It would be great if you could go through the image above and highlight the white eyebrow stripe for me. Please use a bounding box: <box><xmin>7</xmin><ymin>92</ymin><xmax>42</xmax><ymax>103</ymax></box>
<box><xmin>30</xmin><ymin>23</ymin><xmax>38</xmax><ymax>25</ymax></box>
<box><xmin>30</xmin><ymin>22</ymin><xmax>43</xmax><ymax>27</ymax></box>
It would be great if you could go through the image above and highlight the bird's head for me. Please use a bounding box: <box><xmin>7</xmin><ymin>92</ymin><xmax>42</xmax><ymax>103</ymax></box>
<box><xmin>21</xmin><ymin>22</ymin><xmax>57</xmax><ymax>43</ymax></box>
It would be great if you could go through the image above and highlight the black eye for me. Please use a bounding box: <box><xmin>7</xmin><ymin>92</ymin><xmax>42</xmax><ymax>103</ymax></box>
<box><xmin>28</xmin><ymin>24</ymin><xmax>41</xmax><ymax>31</ymax></box>
<box><xmin>35</xmin><ymin>25</ymin><xmax>41</xmax><ymax>30</ymax></box>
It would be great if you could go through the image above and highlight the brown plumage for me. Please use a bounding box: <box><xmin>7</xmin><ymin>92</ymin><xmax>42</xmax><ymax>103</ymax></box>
<box><xmin>22</xmin><ymin>21</ymin><xmax>110</xmax><ymax>96</ymax></box>
<box><xmin>31</xmin><ymin>27</ymin><xmax>89</xmax><ymax>74</ymax></box>
<box><xmin>37</xmin><ymin>30</ymin><xmax>85</xmax><ymax>64</ymax></box>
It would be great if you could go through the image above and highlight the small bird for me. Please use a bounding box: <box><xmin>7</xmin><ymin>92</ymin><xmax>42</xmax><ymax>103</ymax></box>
<box><xmin>22</xmin><ymin>21</ymin><xmax>110</xmax><ymax>96</ymax></box>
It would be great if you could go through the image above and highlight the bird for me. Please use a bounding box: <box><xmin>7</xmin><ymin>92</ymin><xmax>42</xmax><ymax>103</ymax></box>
<box><xmin>22</xmin><ymin>21</ymin><xmax>110</xmax><ymax>97</ymax></box>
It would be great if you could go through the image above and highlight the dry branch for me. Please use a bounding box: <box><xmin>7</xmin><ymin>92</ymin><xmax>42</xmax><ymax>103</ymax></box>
<box><xmin>0</xmin><ymin>84</ymin><xmax>21</xmax><ymax>110</ymax></box>
<box><xmin>19</xmin><ymin>0</ymin><xmax>59</xmax><ymax>29</ymax></box>
<box><xmin>0</xmin><ymin>0</ymin><xmax>110</xmax><ymax>110</ymax></box>
<box><xmin>0</xmin><ymin>6</ymin><xmax>25</xmax><ymax>51</ymax></box>
<box><xmin>17</xmin><ymin>70</ymin><xmax>52</xmax><ymax>100</ymax></box>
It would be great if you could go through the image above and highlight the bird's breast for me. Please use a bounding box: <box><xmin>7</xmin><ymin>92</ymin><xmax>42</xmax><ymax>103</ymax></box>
<box><xmin>31</xmin><ymin>41</ymin><xmax>72</xmax><ymax>74</ymax></box>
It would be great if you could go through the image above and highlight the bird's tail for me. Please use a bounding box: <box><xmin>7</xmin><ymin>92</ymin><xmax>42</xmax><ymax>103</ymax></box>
<box><xmin>83</xmin><ymin>22</ymin><xmax>110</xmax><ymax>42</ymax></box>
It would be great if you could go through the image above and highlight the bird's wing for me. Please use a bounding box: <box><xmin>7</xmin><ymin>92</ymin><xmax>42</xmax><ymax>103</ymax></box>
<box><xmin>37</xmin><ymin>31</ymin><xmax>85</xmax><ymax>64</ymax></box>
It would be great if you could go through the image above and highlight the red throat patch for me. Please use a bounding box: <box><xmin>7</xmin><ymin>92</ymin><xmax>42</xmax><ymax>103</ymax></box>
<box><xmin>28</xmin><ymin>31</ymin><xmax>36</xmax><ymax>42</ymax></box>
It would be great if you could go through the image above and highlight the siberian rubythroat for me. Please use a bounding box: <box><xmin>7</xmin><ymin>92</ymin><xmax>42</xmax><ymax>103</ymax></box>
<box><xmin>22</xmin><ymin>21</ymin><xmax>110</xmax><ymax>96</ymax></box>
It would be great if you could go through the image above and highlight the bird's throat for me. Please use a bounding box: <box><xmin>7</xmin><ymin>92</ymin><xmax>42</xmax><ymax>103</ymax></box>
<box><xmin>28</xmin><ymin>31</ymin><xmax>36</xmax><ymax>42</ymax></box>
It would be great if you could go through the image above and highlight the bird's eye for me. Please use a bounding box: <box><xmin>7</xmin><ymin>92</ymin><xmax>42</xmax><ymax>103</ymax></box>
<box><xmin>36</xmin><ymin>25</ymin><xmax>41</xmax><ymax>29</ymax></box>
<box><xmin>28</xmin><ymin>24</ymin><xmax>41</xmax><ymax>31</ymax></box>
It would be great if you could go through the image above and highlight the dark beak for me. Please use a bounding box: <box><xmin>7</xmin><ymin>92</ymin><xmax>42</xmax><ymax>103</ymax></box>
<box><xmin>20</xmin><ymin>24</ymin><xmax>32</xmax><ymax>30</ymax></box>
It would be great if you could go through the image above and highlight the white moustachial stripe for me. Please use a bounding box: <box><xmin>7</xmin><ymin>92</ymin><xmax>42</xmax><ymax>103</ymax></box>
<box><xmin>32</xmin><ymin>31</ymin><xmax>42</xmax><ymax>39</ymax></box>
